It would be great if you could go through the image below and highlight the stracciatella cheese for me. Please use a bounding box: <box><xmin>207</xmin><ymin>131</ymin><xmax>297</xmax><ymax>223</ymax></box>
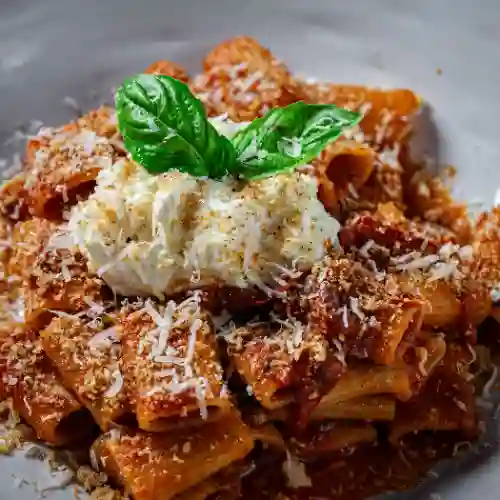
<box><xmin>187</xmin><ymin>172</ymin><xmax>339</xmax><ymax>291</ymax></box>
<box><xmin>69</xmin><ymin>159</ymin><xmax>340</xmax><ymax>297</ymax></box>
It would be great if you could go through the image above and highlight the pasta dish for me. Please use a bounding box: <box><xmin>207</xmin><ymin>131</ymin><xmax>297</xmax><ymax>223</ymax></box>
<box><xmin>0</xmin><ymin>36</ymin><xmax>499</xmax><ymax>500</ymax></box>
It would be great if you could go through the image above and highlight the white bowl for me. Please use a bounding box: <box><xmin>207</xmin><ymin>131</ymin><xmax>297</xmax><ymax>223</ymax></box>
<box><xmin>0</xmin><ymin>0</ymin><xmax>499</xmax><ymax>498</ymax></box>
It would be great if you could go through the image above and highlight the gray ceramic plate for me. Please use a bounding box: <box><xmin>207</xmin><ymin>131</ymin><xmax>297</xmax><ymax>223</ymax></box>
<box><xmin>1</xmin><ymin>0</ymin><xmax>500</xmax><ymax>498</ymax></box>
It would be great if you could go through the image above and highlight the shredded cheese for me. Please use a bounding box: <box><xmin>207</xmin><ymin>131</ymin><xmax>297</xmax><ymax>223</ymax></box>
<box><xmin>282</xmin><ymin>451</ymin><xmax>312</xmax><ymax>488</ymax></box>
<box><xmin>208</xmin><ymin>115</ymin><xmax>250</xmax><ymax>137</ymax></box>
<box><xmin>87</xmin><ymin>328</ymin><xmax>118</xmax><ymax>351</ymax></box>
<box><xmin>102</xmin><ymin>370</ymin><xmax>123</xmax><ymax>399</ymax></box>
<box><xmin>136</xmin><ymin>295</ymin><xmax>216</xmax><ymax>419</ymax></box>
<box><xmin>482</xmin><ymin>366</ymin><xmax>499</xmax><ymax>401</ymax></box>
<box><xmin>392</xmin><ymin>242</ymin><xmax>473</xmax><ymax>283</ymax></box>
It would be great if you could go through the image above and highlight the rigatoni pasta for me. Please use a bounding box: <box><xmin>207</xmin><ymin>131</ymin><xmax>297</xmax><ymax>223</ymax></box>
<box><xmin>41</xmin><ymin>316</ymin><xmax>130</xmax><ymax>431</ymax></box>
<box><xmin>92</xmin><ymin>412</ymin><xmax>254</xmax><ymax>500</ymax></box>
<box><xmin>24</xmin><ymin>246</ymin><xmax>108</xmax><ymax>329</ymax></box>
<box><xmin>301</xmin><ymin>82</ymin><xmax>421</xmax><ymax>149</ymax></box>
<box><xmin>0</xmin><ymin>324</ymin><xmax>93</xmax><ymax>445</ymax></box>
<box><xmin>310</xmin><ymin>395</ymin><xmax>396</xmax><ymax>421</ymax></box>
<box><xmin>192</xmin><ymin>36</ymin><xmax>305</xmax><ymax>122</ymax></box>
<box><xmin>314</xmin><ymin>140</ymin><xmax>375</xmax><ymax>214</ymax></box>
<box><xmin>120</xmin><ymin>296</ymin><xmax>233</xmax><ymax>432</ymax></box>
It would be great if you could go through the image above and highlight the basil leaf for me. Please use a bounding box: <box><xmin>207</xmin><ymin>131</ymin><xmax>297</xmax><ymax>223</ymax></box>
<box><xmin>115</xmin><ymin>74</ymin><xmax>236</xmax><ymax>177</ymax></box>
<box><xmin>231</xmin><ymin>102</ymin><xmax>362</xmax><ymax>180</ymax></box>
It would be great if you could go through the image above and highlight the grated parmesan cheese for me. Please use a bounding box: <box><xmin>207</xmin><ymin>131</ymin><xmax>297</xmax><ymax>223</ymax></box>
<box><xmin>87</xmin><ymin>328</ymin><xmax>118</xmax><ymax>351</ymax></box>
<box><xmin>137</xmin><ymin>294</ymin><xmax>216</xmax><ymax>419</ymax></box>
<box><xmin>282</xmin><ymin>451</ymin><xmax>312</xmax><ymax>488</ymax></box>
<box><xmin>395</xmin><ymin>254</ymin><xmax>440</xmax><ymax>271</ymax></box>
<box><xmin>378</xmin><ymin>144</ymin><xmax>402</xmax><ymax>171</ymax></box>
<box><xmin>208</xmin><ymin>115</ymin><xmax>250</xmax><ymax>138</ymax></box>
<box><xmin>392</xmin><ymin>241</ymin><xmax>474</xmax><ymax>283</ymax></box>
<box><xmin>348</xmin><ymin>297</ymin><xmax>365</xmax><ymax>321</ymax></box>
<box><xmin>341</xmin><ymin>305</ymin><xmax>349</xmax><ymax>329</ymax></box>
<box><xmin>481</xmin><ymin>366</ymin><xmax>498</xmax><ymax>401</ymax></box>
<box><xmin>102</xmin><ymin>370</ymin><xmax>123</xmax><ymax>399</ymax></box>
<box><xmin>359</xmin><ymin>239</ymin><xmax>374</xmax><ymax>259</ymax></box>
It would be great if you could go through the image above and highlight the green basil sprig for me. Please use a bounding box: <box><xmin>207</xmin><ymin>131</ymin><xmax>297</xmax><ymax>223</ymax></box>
<box><xmin>115</xmin><ymin>74</ymin><xmax>236</xmax><ymax>177</ymax></box>
<box><xmin>232</xmin><ymin>102</ymin><xmax>362</xmax><ymax>179</ymax></box>
<box><xmin>115</xmin><ymin>74</ymin><xmax>361</xmax><ymax>180</ymax></box>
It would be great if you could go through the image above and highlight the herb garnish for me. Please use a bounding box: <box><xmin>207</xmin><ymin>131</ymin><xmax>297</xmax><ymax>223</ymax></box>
<box><xmin>116</xmin><ymin>74</ymin><xmax>361</xmax><ymax>180</ymax></box>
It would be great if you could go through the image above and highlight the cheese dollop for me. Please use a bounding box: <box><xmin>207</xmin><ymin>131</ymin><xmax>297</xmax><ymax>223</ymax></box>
<box><xmin>69</xmin><ymin>159</ymin><xmax>339</xmax><ymax>297</ymax></box>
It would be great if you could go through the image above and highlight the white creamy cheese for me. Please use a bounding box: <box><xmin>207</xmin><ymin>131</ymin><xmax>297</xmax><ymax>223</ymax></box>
<box><xmin>69</xmin><ymin>159</ymin><xmax>339</xmax><ymax>297</ymax></box>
